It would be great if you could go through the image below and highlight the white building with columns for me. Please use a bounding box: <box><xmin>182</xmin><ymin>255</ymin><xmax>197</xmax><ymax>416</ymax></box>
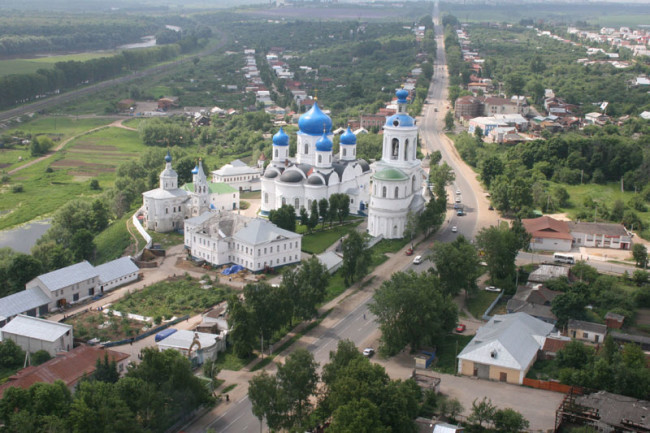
<box><xmin>368</xmin><ymin>88</ymin><xmax>426</xmax><ymax>239</ymax></box>
<box><xmin>260</xmin><ymin>101</ymin><xmax>372</xmax><ymax>216</ymax></box>
<box><xmin>142</xmin><ymin>151</ymin><xmax>239</xmax><ymax>233</ymax></box>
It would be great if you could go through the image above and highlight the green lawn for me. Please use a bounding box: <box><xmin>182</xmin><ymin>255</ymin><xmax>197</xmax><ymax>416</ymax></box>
<box><xmin>466</xmin><ymin>290</ymin><xmax>500</xmax><ymax>319</ymax></box>
<box><xmin>431</xmin><ymin>333</ymin><xmax>473</xmax><ymax>374</ymax></box>
<box><xmin>93</xmin><ymin>213</ymin><xmax>134</xmax><ymax>265</ymax></box>
<box><xmin>0</xmin><ymin>53</ymin><xmax>115</xmax><ymax>77</ymax></box>
<box><xmin>213</xmin><ymin>347</ymin><xmax>255</xmax><ymax>371</ymax></box>
<box><xmin>301</xmin><ymin>221</ymin><xmax>362</xmax><ymax>254</ymax></box>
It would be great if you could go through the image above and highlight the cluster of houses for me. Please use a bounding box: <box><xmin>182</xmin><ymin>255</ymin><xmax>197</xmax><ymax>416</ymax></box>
<box><xmin>565</xmin><ymin>25</ymin><xmax>650</xmax><ymax>58</ymax></box>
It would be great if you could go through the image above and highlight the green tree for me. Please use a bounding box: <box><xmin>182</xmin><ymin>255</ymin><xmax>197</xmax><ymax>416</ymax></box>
<box><xmin>70</xmin><ymin>228</ymin><xmax>95</xmax><ymax>261</ymax></box>
<box><xmin>493</xmin><ymin>408</ymin><xmax>530</xmax><ymax>433</ymax></box>
<box><xmin>94</xmin><ymin>354</ymin><xmax>119</xmax><ymax>384</ymax></box>
<box><xmin>551</xmin><ymin>291</ymin><xmax>587</xmax><ymax>327</ymax></box>
<box><xmin>475</xmin><ymin>224</ymin><xmax>526</xmax><ymax>291</ymax></box>
<box><xmin>276</xmin><ymin>348</ymin><xmax>319</xmax><ymax>428</ymax></box>
<box><xmin>69</xmin><ymin>380</ymin><xmax>141</xmax><ymax>433</ymax></box>
<box><xmin>31</xmin><ymin>241</ymin><xmax>73</xmax><ymax>273</ymax></box>
<box><xmin>318</xmin><ymin>198</ymin><xmax>329</xmax><ymax>230</ymax></box>
<box><xmin>369</xmin><ymin>271</ymin><xmax>458</xmax><ymax>354</ymax></box>
<box><xmin>31</xmin><ymin>350</ymin><xmax>51</xmax><ymax>366</ymax></box>
<box><xmin>244</xmin><ymin>283</ymin><xmax>290</xmax><ymax>355</ymax></box>
<box><xmin>299</xmin><ymin>206</ymin><xmax>309</xmax><ymax>230</ymax></box>
<box><xmin>0</xmin><ymin>339</ymin><xmax>25</xmax><ymax>368</ymax></box>
<box><xmin>556</xmin><ymin>341</ymin><xmax>595</xmax><ymax>370</ymax></box>
<box><xmin>444</xmin><ymin>111</ymin><xmax>454</xmax><ymax>131</ymax></box>
<box><xmin>90</xmin><ymin>199</ymin><xmax>110</xmax><ymax>233</ymax></box>
<box><xmin>7</xmin><ymin>253</ymin><xmax>43</xmax><ymax>292</ymax></box>
<box><xmin>328</xmin><ymin>398</ymin><xmax>389</xmax><ymax>433</ymax></box>
<box><xmin>282</xmin><ymin>256</ymin><xmax>329</xmax><ymax>322</ymax></box>
<box><xmin>431</xmin><ymin>235</ymin><xmax>481</xmax><ymax>297</ymax></box>
<box><xmin>632</xmin><ymin>243</ymin><xmax>648</xmax><ymax>268</ymax></box>
<box><xmin>269</xmin><ymin>204</ymin><xmax>296</xmax><ymax>232</ymax></box>
<box><xmin>341</xmin><ymin>231</ymin><xmax>371</xmax><ymax>285</ymax></box>
<box><xmin>469</xmin><ymin>397</ymin><xmax>496</xmax><ymax>429</ymax></box>
<box><xmin>330</xmin><ymin>193</ymin><xmax>350</xmax><ymax>225</ymax></box>
<box><xmin>307</xmin><ymin>200</ymin><xmax>319</xmax><ymax>234</ymax></box>
<box><xmin>227</xmin><ymin>295</ymin><xmax>257</xmax><ymax>358</ymax></box>
<box><xmin>480</xmin><ymin>156</ymin><xmax>504</xmax><ymax>188</ymax></box>
<box><xmin>248</xmin><ymin>370</ymin><xmax>287</xmax><ymax>431</ymax></box>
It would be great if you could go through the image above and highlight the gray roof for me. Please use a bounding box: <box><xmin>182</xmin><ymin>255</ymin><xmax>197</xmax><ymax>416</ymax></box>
<box><xmin>185</xmin><ymin>211</ymin><xmax>216</xmax><ymax>226</ymax></box>
<box><xmin>156</xmin><ymin>329</ymin><xmax>221</xmax><ymax>351</ymax></box>
<box><xmin>213</xmin><ymin>160</ymin><xmax>260</xmax><ymax>176</ymax></box>
<box><xmin>568</xmin><ymin>319</ymin><xmax>607</xmax><ymax>334</ymax></box>
<box><xmin>0</xmin><ymin>288</ymin><xmax>51</xmax><ymax>321</ymax></box>
<box><xmin>32</xmin><ymin>261</ymin><xmax>98</xmax><ymax>292</ymax></box>
<box><xmin>316</xmin><ymin>251</ymin><xmax>343</xmax><ymax>272</ymax></box>
<box><xmin>279</xmin><ymin>169</ymin><xmax>304</xmax><ymax>183</ymax></box>
<box><xmin>95</xmin><ymin>257</ymin><xmax>139</xmax><ymax>284</ymax></box>
<box><xmin>1</xmin><ymin>315</ymin><xmax>71</xmax><ymax>342</ymax></box>
<box><xmin>142</xmin><ymin>187</ymin><xmax>190</xmax><ymax>200</ymax></box>
<box><xmin>506</xmin><ymin>299</ymin><xmax>557</xmax><ymax>323</ymax></box>
<box><xmin>233</xmin><ymin>218</ymin><xmax>300</xmax><ymax>245</ymax></box>
<box><xmin>574</xmin><ymin>391</ymin><xmax>649</xmax><ymax>431</ymax></box>
<box><xmin>528</xmin><ymin>264</ymin><xmax>570</xmax><ymax>283</ymax></box>
<box><xmin>568</xmin><ymin>221</ymin><xmax>628</xmax><ymax>237</ymax></box>
<box><xmin>458</xmin><ymin>313</ymin><xmax>554</xmax><ymax>370</ymax></box>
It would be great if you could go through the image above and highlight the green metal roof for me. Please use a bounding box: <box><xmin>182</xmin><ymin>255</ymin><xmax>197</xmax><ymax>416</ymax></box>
<box><xmin>373</xmin><ymin>168</ymin><xmax>408</xmax><ymax>181</ymax></box>
<box><xmin>182</xmin><ymin>182</ymin><xmax>238</xmax><ymax>195</ymax></box>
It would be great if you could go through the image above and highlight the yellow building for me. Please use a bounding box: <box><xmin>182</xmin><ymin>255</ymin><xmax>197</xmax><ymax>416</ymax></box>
<box><xmin>457</xmin><ymin>313</ymin><xmax>554</xmax><ymax>385</ymax></box>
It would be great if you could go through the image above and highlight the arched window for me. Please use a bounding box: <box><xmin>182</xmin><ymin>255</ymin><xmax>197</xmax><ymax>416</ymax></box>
<box><xmin>282</xmin><ymin>197</ymin><xmax>286</xmax><ymax>206</ymax></box>
<box><xmin>373</xmin><ymin>184</ymin><xmax>376</xmax><ymax>195</ymax></box>
<box><xmin>353</xmin><ymin>148</ymin><xmax>356</xmax><ymax>156</ymax></box>
<box><xmin>295</xmin><ymin>198</ymin><xmax>300</xmax><ymax>209</ymax></box>
<box><xmin>329</xmin><ymin>155</ymin><xmax>331</xmax><ymax>163</ymax></box>
<box><xmin>304</xmin><ymin>143</ymin><xmax>308</xmax><ymax>154</ymax></box>
<box><xmin>395</xmin><ymin>186</ymin><xmax>399</xmax><ymax>198</ymax></box>
<box><xmin>391</xmin><ymin>138</ymin><xmax>399</xmax><ymax>159</ymax></box>
<box><xmin>274</xmin><ymin>149</ymin><xmax>278</xmax><ymax>158</ymax></box>
<box><xmin>412</xmin><ymin>176</ymin><xmax>416</xmax><ymax>193</ymax></box>
<box><xmin>404</xmin><ymin>139</ymin><xmax>409</xmax><ymax>160</ymax></box>
<box><xmin>318</xmin><ymin>155</ymin><xmax>322</xmax><ymax>163</ymax></box>
<box><xmin>382</xmin><ymin>186</ymin><xmax>387</xmax><ymax>198</ymax></box>
<box><xmin>308</xmin><ymin>199</ymin><xmax>312</xmax><ymax>209</ymax></box>
<box><xmin>343</xmin><ymin>148</ymin><xmax>347</xmax><ymax>157</ymax></box>
<box><xmin>264</xmin><ymin>193</ymin><xmax>269</xmax><ymax>204</ymax></box>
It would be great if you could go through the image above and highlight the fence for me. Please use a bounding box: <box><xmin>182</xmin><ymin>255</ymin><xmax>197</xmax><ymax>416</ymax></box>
<box><xmin>522</xmin><ymin>378</ymin><xmax>582</xmax><ymax>394</ymax></box>
<box><xmin>482</xmin><ymin>291</ymin><xmax>505</xmax><ymax>321</ymax></box>
<box><xmin>131</xmin><ymin>208</ymin><xmax>152</xmax><ymax>259</ymax></box>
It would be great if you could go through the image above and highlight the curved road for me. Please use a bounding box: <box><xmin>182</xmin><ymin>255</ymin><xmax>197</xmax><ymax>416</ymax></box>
<box><xmin>0</xmin><ymin>31</ymin><xmax>228</xmax><ymax>126</ymax></box>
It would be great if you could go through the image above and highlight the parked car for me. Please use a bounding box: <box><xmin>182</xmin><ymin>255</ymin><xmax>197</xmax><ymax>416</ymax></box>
<box><xmin>457</xmin><ymin>210</ymin><xmax>463</xmax><ymax>216</ymax></box>
<box><xmin>485</xmin><ymin>286</ymin><xmax>501</xmax><ymax>292</ymax></box>
<box><xmin>405</xmin><ymin>248</ymin><xmax>414</xmax><ymax>256</ymax></box>
<box><xmin>434</xmin><ymin>108</ymin><xmax>438</xmax><ymax>112</ymax></box>
<box><xmin>363</xmin><ymin>348</ymin><xmax>375</xmax><ymax>357</ymax></box>
<box><xmin>451</xmin><ymin>226</ymin><xmax>458</xmax><ymax>233</ymax></box>
<box><xmin>456</xmin><ymin>189</ymin><xmax>461</xmax><ymax>195</ymax></box>
<box><xmin>455</xmin><ymin>197</ymin><xmax>461</xmax><ymax>203</ymax></box>
<box><xmin>455</xmin><ymin>324</ymin><xmax>466</xmax><ymax>333</ymax></box>
<box><xmin>413</xmin><ymin>255</ymin><xmax>423</xmax><ymax>265</ymax></box>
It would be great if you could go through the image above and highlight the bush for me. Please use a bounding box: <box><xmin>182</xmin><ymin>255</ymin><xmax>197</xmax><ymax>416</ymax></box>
<box><xmin>90</xmin><ymin>179</ymin><xmax>100</xmax><ymax>190</ymax></box>
<box><xmin>45</xmin><ymin>167</ymin><xmax>53</xmax><ymax>173</ymax></box>
<box><xmin>154</xmin><ymin>315</ymin><xmax>162</xmax><ymax>325</ymax></box>
<box><xmin>1</xmin><ymin>175</ymin><xmax>9</xmax><ymax>183</ymax></box>
<box><xmin>31</xmin><ymin>350</ymin><xmax>52</xmax><ymax>366</ymax></box>
<box><xmin>11</xmin><ymin>184</ymin><xmax>23</xmax><ymax>193</ymax></box>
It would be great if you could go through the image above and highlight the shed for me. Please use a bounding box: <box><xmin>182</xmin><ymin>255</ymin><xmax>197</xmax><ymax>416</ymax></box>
<box><xmin>0</xmin><ymin>315</ymin><xmax>73</xmax><ymax>356</ymax></box>
<box><xmin>156</xmin><ymin>329</ymin><xmax>226</xmax><ymax>366</ymax></box>
<box><xmin>316</xmin><ymin>251</ymin><xmax>343</xmax><ymax>274</ymax></box>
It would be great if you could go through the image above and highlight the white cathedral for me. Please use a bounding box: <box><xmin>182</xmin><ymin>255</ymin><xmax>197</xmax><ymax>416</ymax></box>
<box><xmin>261</xmin><ymin>88</ymin><xmax>425</xmax><ymax>239</ymax></box>
<box><xmin>260</xmin><ymin>102</ymin><xmax>372</xmax><ymax>216</ymax></box>
<box><xmin>142</xmin><ymin>151</ymin><xmax>239</xmax><ymax>232</ymax></box>
<box><xmin>368</xmin><ymin>88</ymin><xmax>425</xmax><ymax>239</ymax></box>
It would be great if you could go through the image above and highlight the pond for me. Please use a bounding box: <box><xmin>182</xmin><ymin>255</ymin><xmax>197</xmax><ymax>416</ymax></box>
<box><xmin>0</xmin><ymin>219</ymin><xmax>50</xmax><ymax>253</ymax></box>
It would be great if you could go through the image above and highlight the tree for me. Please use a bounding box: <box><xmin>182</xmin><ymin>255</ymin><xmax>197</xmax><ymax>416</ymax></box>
<box><xmin>31</xmin><ymin>241</ymin><xmax>73</xmax><ymax>273</ymax></box>
<box><xmin>31</xmin><ymin>350</ymin><xmax>51</xmax><ymax>366</ymax></box>
<box><xmin>475</xmin><ymin>224</ymin><xmax>526</xmax><ymax>291</ymax></box>
<box><xmin>505</xmin><ymin>73</ymin><xmax>525</xmax><ymax>96</ymax></box>
<box><xmin>226</xmin><ymin>295</ymin><xmax>257</xmax><ymax>358</ymax></box>
<box><xmin>89</xmin><ymin>179</ymin><xmax>100</xmax><ymax>190</ymax></box>
<box><xmin>431</xmin><ymin>235</ymin><xmax>481</xmax><ymax>298</ymax></box>
<box><xmin>552</xmin><ymin>291</ymin><xmax>587</xmax><ymax>327</ymax></box>
<box><xmin>244</xmin><ymin>283</ymin><xmax>290</xmax><ymax>355</ymax></box>
<box><xmin>7</xmin><ymin>253</ymin><xmax>43</xmax><ymax>292</ymax></box>
<box><xmin>328</xmin><ymin>398</ymin><xmax>389</xmax><ymax>433</ymax></box>
<box><xmin>30</xmin><ymin>135</ymin><xmax>54</xmax><ymax>156</ymax></box>
<box><xmin>493</xmin><ymin>408</ymin><xmax>530</xmax><ymax>433</ymax></box>
<box><xmin>70</xmin><ymin>228</ymin><xmax>95</xmax><ymax>261</ymax></box>
<box><xmin>276</xmin><ymin>348</ymin><xmax>319</xmax><ymax>427</ymax></box>
<box><xmin>299</xmin><ymin>206</ymin><xmax>309</xmax><ymax>230</ymax></box>
<box><xmin>248</xmin><ymin>370</ymin><xmax>287</xmax><ymax>431</ymax></box>
<box><xmin>282</xmin><ymin>256</ymin><xmax>329</xmax><ymax>322</ymax></box>
<box><xmin>556</xmin><ymin>341</ymin><xmax>595</xmax><ymax>370</ymax></box>
<box><xmin>69</xmin><ymin>380</ymin><xmax>142</xmax><ymax>433</ymax></box>
<box><xmin>480</xmin><ymin>156</ymin><xmax>504</xmax><ymax>188</ymax></box>
<box><xmin>307</xmin><ymin>200</ymin><xmax>319</xmax><ymax>234</ymax></box>
<box><xmin>269</xmin><ymin>204</ymin><xmax>296</xmax><ymax>232</ymax></box>
<box><xmin>632</xmin><ymin>243</ymin><xmax>648</xmax><ymax>268</ymax></box>
<box><xmin>330</xmin><ymin>193</ymin><xmax>350</xmax><ymax>225</ymax></box>
<box><xmin>441</xmin><ymin>397</ymin><xmax>464</xmax><ymax>422</ymax></box>
<box><xmin>94</xmin><ymin>354</ymin><xmax>119</xmax><ymax>383</ymax></box>
<box><xmin>90</xmin><ymin>199</ymin><xmax>110</xmax><ymax>233</ymax></box>
<box><xmin>341</xmin><ymin>231</ymin><xmax>371</xmax><ymax>285</ymax></box>
<box><xmin>318</xmin><ymin>198</ymin><xmax>329</xmax><ymax>230</ymax></box>
<box><xmin>444</xmin><ymin>111</ymin><xmax>454</xmax><ymax>131</ymax></box>
<box><xmin>369</xmin><ymin>271</ymin><xmax>458</xmax><ymax>354</ymax></box>
<box><xmin>0</xmin><ymin>339</ymin><xmax>25</xmax><ymax>368</ymax></box>
<box><xmin>404</xmin><ymin>211</ymin><xmax>419</xmax><ymax>248</ymax></box>
<box><xmin>469</xmin><ymin>397</ymin><xmax>496</xmax><ymax>429</ymax></box>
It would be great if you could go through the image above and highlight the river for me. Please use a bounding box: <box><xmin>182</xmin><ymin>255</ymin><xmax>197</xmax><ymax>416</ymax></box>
<box><xmin>0</xmin><ymin>219</ymin><xmax>51</xmax><ymax>254</ymax></box>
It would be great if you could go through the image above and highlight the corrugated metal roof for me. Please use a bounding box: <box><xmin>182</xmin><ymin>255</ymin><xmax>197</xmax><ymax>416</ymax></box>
<box><xmin>33</xmin><ymin>261</ymin><xmax>98</xmax><ymax>292</ymax></box>
<box><xmin>95</xmin><ymin>257</ymin><xmax>139</xmax><ymax>284</ymax></box>
<box><xmin>1</xmin><ymin>315</ymin><xmax>71</xmax><ymax>342</ymax></box>
<box><xmin>156</xmin><ymin>329</ymin><xmax>221</xmax><ymax>350</ymax></box>
<box><xmin>233</xmin><ymin>218</ymin><xmax>300</xmax><ymax>245</ymax></box>
<box><xmin>0</xmin><ymin>287</ymin><xmax>51</xmax><ymax>320</ymax></box>
<box><xmin>458</xmin><ymin>313</ymin><xmax>554</xmax><ymax>370</ymax></box>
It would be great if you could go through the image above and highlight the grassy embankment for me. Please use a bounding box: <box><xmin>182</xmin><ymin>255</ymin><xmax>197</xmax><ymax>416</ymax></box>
<box><xmin>0</xmin><ymin>52</ymin><xmax>115</xmax><ymax>77</ymax></box>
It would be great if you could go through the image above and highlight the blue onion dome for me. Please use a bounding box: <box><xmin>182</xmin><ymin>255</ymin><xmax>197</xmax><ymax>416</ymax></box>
<box><xmin>315</xmin><ymin>132</ymin><xmax>333</xmax><ymax>152</ymax></box>
<box><xmin>165</xmin><ymin>150</ymin><xmax>172</xmax><ymax>163</ymax></box>
<box><xmin>385</xmin><ymin>113</ymin><xmax>415</xmax><ymax>127</ymax></box>
<box><xmin>191</xmin><ymin>164</ymin><xmax>199</xmax><ymax>174</ymax></box>
<box><xmin>298</xmin><ymin>101</ymin><xmax>332</xmax><ymax>136</ymax></box>
<box><xmin>396</xmin><ymin>88</ymin><xmax>409</xmax><ymax>103</ymax></box>
<box><xmin>340</xmin><ymin>126</ymin><xmax>356</xmax><ymax>145</ymax></box>
<box><xmin>272</xmin><ymin>127</ymin><xmax>289</xmax><ymax>147</ymax></box>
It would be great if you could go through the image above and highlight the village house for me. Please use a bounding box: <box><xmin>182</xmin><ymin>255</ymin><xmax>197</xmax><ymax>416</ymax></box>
<box><xmin>156</xmin><ymin>330</ymin><xmax>226</xmax><ymax>366</ymax></box>
<box><xmin>567</xmin><ymin>319</ymin><xmax>608</xmax><ymax>344</ymax></box>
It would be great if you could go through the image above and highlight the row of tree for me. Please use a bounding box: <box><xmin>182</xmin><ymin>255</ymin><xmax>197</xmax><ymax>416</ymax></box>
<box><xmin>0</xmin><ymin>348</ymin><xmax>212</xmax><ymax>433</ymax></box>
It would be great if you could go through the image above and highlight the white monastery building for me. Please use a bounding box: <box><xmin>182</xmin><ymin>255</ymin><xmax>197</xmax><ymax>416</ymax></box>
<box><xmin>211</xmin><ymin>158</ymin><xmax>263</xmax><ymax>192</ymax></box>
<box><xmin>368</xmin><ymin>88</ymin><xmax>426</xmax><ymax>238</ymax></box>
<box><xmin>0</xmin><ymin>315</ymin><xmax>73</xmax><ymax>356</ymax></box>
<box><xmin>260</xmin><ymin>101</ymin><xmax>372</xmax><ymax>216</ymax></box>
<box><xmin>184</xmin><ymin>211</ymin><xmax>301</xmax><ymax>272</ymax></box>
<box><xmin>142</xmin><ymin>151</ymin><xmax>239</xmax><ymax>233</ymax></box>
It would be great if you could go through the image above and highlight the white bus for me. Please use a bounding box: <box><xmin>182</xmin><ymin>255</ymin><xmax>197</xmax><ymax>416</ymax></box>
<box><xmin>553</xmin><ymin>253</ymin><xmax>575</xmax><ymax>264</ymax></box>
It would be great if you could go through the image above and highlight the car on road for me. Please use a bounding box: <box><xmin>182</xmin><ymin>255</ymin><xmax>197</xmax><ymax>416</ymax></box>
<box><xmin>485</xmin><ymin>286</ymin><xmax>502</xmax><ymax>292</ymax></box>
<box><xmin>488</xmin><ymin>205</ymin><xmax>494</xmax><ymax>210</ymax></box>
<box><xmin>457</xmin><ymin>210</ymin><xmax>464</xmax><ymax>216</ymax></box>
<box><xmin>455</xmin><ymin>197</ymin><xmax>461</xmax><ymax>203</ymax></box>
<box><xmin>451</xmin><ymin>226</ymin><xmax>458</xmax><ymax>233</ymax></box>
<box><xmin>413</xmin><ymin>255</ymin><xmax>423</xmax><ymax>264</ymax></box>
<box><xmin>363</xmin><ymin>348</ymin><xmax>375</xmax><ymax>357</ymax></box>
<box><xmin>434</xmin><ymin>108</ymin><xmax>438</xmax><ymax>112</ymax></box>
<box><xmin>405</xmin><ymin>248</ymin><xmax>414</xmax><ymax>256</ymax></box>
<box><xmin>455</xmin><ymin>324</ymin><xmax>466</xmax><ymax>333</ymax></box>
<box><xmin>456</xmin><ymin>189</ymin><xmax>461</xmax><ymax>195</ymax></box>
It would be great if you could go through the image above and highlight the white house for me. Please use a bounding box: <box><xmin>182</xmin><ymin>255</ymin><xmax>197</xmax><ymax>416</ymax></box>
<box><xmin>26</xmin><ymin>261</ymin><xmax>99</xmax><ymax>310</ymax></box>
<box><xmin>94</xmin><ymin>257</ymin><xmax>139</xmax><ymax>293</ymax></box>
<box><xmin>0</xmin><ymin>315</ymin><xmax>73</xmax><ymax>356</ymax></box>
<box><xmin>156</xmin><ymin>329</ymin><xmax>226</xmax><ymax>365</ymax></box>
<box><xmin>184</xmin><ymin>212</ymin><xmax>302</xmax><ymax>272</ymax></box>
<box><xmin>457</xmin><ymin>313</ymin><xmax>554</xmax><ymax>385</ymax></box>
<box><xmin>568</xmin><ymin>221</ymin><xmax>632</xmax><ymax>250</ymax></box>
<box><xmin>0</xmin><ymin>288</ymin><xmax>51</xmax><ymax>327</ymax></box>
<box><xmin>368</xmin><ymin>88</ymin><xmax>426</xmax><ymax>239</ymax></box>
<box><xmin>211</xmin><ymin>159</ymin><xmax>262</xmax><ymax>192</ymax></box>
<box><xmin>522</xmin><ymin>216</ymin><xmax>573</xmax><ymax>252</ymax></box>
<box><xmin>568</xmin><ymin>319</ymin><xmax>607</xmax><ymax>344</ymax></box>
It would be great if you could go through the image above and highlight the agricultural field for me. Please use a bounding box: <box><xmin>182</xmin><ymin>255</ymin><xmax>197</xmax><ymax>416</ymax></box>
<box><xmin>67</xmin><ymin>309</ymin><xmax>150</xmax><ymax>342</ymax></box>
<box><xmin>0</xmin><ymin>52</ymin><xmax>115</xmax><ymax>78</ymax></box>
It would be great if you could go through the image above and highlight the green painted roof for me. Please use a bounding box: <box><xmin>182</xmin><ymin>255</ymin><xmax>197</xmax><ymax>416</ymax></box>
<box><xmin>373</xmin><ymin>168</ymin><xmax>408</xmax><ymax>181</ymax></box>
<box><xmin>182</xmin><ymin>182</ymin><xmax>238</xmax><ymax>195</ymax></box>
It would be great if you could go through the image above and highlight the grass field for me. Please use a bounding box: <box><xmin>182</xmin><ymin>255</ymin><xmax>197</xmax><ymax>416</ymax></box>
<box><xmin>93</xmin><ymin>213</ymin><xmax>135</xmax><ymax>265</ymax></box>
<box><xmin>301</xmin><ymin>221</ymin><xmax>362</xmax><ymax>254</ymax></box>
<box><xmin>431</xmin><ymin>333</ymin><xmax>473</xmax><ymax>374</ymax></box>
<box><xmin>466</xmin><ymin>290</ymin><xmax>500</xmax><ymax>319</ymax></box>
<box><xmin>0</xmin><ymin>52</ymin><xmax>115</xmax><ymax>77</ymax></box>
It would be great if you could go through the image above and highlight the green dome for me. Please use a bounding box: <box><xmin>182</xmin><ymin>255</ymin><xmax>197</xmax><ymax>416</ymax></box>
<box><xmin>373</xmin><ymin>168</ymin><xmax>408</xmax><ymax>181</ymax></box>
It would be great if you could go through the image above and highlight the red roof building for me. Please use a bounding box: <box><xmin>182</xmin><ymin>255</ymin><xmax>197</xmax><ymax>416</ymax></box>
<box><xmin>522</xmin><ymin>216</ymin><xmax>573</xmax><ymax>252</ymax></box>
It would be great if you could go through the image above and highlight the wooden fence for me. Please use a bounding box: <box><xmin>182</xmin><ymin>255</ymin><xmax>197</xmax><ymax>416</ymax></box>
<box><xmin>522</xmin><ymin>378</ymin><xmax>582</xmax><ymax>394</ymax></box>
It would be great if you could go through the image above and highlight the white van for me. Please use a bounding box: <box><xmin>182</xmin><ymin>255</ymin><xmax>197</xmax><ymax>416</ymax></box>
<box><xmin>553</xmin><ymin>253</ymin><xmax>575</xmax><ymax>264</ymax></box>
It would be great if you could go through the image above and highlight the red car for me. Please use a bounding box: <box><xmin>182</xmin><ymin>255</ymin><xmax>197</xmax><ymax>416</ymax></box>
<box><xmin>455</xmin><ymin>324</ymin><xmax>466</xmax><ymax>333</ymax></box>
<box><xmin>405</xmin><ymin>248</ymin><xmax>414</xmax><ymax>256</ymax></box>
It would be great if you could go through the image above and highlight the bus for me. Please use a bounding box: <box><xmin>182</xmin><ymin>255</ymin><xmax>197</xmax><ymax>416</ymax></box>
<box><xmin>553</xmin><ymin>253</ymin><xmax>575</xmax><ymax>264</ymax></box>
